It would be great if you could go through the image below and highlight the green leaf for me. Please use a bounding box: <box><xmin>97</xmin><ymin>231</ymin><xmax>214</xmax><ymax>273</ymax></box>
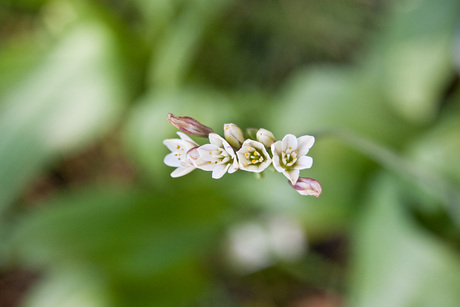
<box><xmin>372</xmin><ymin>0</ymin><xmax>460</xmax><ymax>123</ymax></box>
<box><xmin>12</xmin><ymin>184</ymin><xmax>231</xmax><ymax>306</ymax></box>
<box><xmin>0</xmin><ymin>7</ymin><xmax>127</xmax><ymax>213</ymax></box>
<box><xmin>147</xmin><ymin>0</ymin><xmax>229</xmax><ymax>89</ymax></box>
<box><xmin>330</xmin><ymin>129</ymin><xmax>460</xmax><ymax>227</ymax></box>
<box><xmin>349</xmin><ymin>173</ymin><xmax>460</xmax><ymax>307</ymax></box>
<box><xmin>406</xmin><ymin>105</ymin><xmax>460</xmax><ymax>186</ymax></box>
<box><xmin>273</xmin><ymin>66</ymin><xmax>418</xmax><ymax>147</ymax></box>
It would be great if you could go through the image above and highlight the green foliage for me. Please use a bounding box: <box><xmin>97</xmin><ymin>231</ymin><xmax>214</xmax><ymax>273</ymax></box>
<box><xmin>1</xmin><ymin>0</ymin><xmax>460</xmax><ymax>306</ymax></box>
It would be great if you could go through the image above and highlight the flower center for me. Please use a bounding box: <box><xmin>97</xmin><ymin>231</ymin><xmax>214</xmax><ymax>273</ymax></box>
<box><xmin>244</xmin><ymin>146</ymin><xmax>265</xmax><ymax>165</ymax></box>
<box><xmin>281</xmin><ymin>149</ymin><xmax>298</xmax><ymax>167</ymax></box>
<box><xmin>207</xmin><ymin>148</ymin><xmax>231</xmax><ymax>164</ymax></box>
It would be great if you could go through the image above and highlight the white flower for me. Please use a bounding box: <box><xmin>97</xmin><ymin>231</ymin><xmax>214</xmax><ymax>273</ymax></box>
<box><xmin>236</xmin><ymin>140</ymin><xmax>272</xmax><ymax>173</ymax></box>
<box><xmin>271</xmin><ymin>134</ymin><xmax>315</xmax><ymax>184</ymax></box>
<box><xmin>194</xmin><ymin>133</ymin><xmax>238</xmax><ymax>179</ymax></box>
<box><xmin>256</xmin><ymin>128</ymin><xmax>276</xmax><ymax>148</ymax></box>
<box><xmin>163</xmin><ymin>132</ymin><xmax>199</xmax><ymax>178</ymax></box>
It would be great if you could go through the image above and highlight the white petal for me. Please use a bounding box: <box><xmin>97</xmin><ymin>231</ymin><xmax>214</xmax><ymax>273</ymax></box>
<box><xmin>256</xmin><ymin>142</ymin><xmax>270</xmax><ymax>157</ymax></box>
<box><xmin>163</xmin><ymin>139</ymin><xmax>184</xmax><ymax>153</ymax></box>
<box><xmin>164</xmin><ymin>152</ymin><xmax>182</xmax><ymax>167</ymax></box>
<box><xmin>297</xmin><ymin>135</ymin><xmax>315</xmax><ymax>156</ymax></box>
<box><xmin>260</xmin><ymin>158</ymin><xmax>272</xmax><ymax>169</ymax></box>
<box><xmin>176</xmin><ymin>132</ymin><xmax>196</xmax><ymax>144</ymax></box>
<box><xmin>170</xmin><ymin>166</ymin><xmax>195</xmax><ymax>178</ymax></box>
<box><xmin>228</xmin><ymin>159</ymin><xmax>239</xmax><ymax>173</ymax></box>
<box><xmin>282</xmin><ymin>134</ymin><xmax>297</xmax><ymax>151</ymax></box>
<box><xmin>212</xmin><ymin>164</ymin><xmax>229</xmax><ymax>179</ymax></box>
<box><xmin>194</xmin><ymin>159</ymin><xmax>217</xmax><ymax>171</ymax></box>
<box><xmin>222</xmin><ymin>140</ymin><xmax>236</xmax><ymax>157</ymax></box>
<box><xmin>271</xmin><ymin>141</ymin><xmax>283</xmax><ymax>155</ymax></box>
<box><xmin>283</xmin><ymin>169</ymin><xmax>300</xmax><ymax>184</ymax></box>
<box><xmin>272</xmin><ymin>156</ymin><xmax>285</xmax><ymax>173</ymax></box>
<box><xmin>208</xmin><ymin>133</ymin><xmax>224</xmax><ymax>147</ymax></box>
<box><xmin>240</xmin><ymin>164</ymin><xmax>261</xmax><ymax>173</ymax></box>
<box><xmin>198</xmin><ymin>144</ymin><xmax>219</xmax><ymax>153</ymax></box>
<box><xmin>294</xmin><ymin>156</ymin><xmax>313</xmax><ymax>170</ymax></box>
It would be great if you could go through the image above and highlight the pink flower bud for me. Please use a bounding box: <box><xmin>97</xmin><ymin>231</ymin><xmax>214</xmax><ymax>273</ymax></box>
<box><xmin>167</xmin><ymin>113</ymin><xmax>213</xmax><ymax>137</ymax></box>
<box><xmin>289</xmin><ymin>177</ymin><xmax>322</xmax><ymax>197</ymax></box>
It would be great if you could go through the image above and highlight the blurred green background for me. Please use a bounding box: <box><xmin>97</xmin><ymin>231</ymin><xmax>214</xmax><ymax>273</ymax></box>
<box><xmin>1</xmin><ymin>0</ymin><xmax>460</xmax><ymax>306</ymax></box>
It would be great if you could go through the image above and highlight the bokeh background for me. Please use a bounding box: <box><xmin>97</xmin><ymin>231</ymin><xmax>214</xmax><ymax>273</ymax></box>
<box><xmin>1</xmin><ymin>0</ymin><xmax>460</xmax><ymax>306</ymax></box>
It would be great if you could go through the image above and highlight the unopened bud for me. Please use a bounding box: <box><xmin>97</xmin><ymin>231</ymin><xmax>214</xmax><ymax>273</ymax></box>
<box><xmin>256</xmin><ymin>128</ymin><xmax>276</xmax><ymax>148</ymax></box>
<box><xmin>167</xmin><ymin>113</ymin><xmax>213</xmax><ymax>137</ymax></box>
<box><xmin>224</xmin><ymin>123</ymin><xmax>245</xmax><ymax>149</ymax></box>
<box><xmin>289</xmin><ymin>177</ymin><xmax>322</xmax><ymax>197</ymax></box>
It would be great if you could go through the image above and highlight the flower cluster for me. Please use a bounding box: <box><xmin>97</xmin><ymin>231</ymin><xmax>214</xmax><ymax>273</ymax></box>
<box><xmin>163</xmin><ymin>113</ymin><xmax>322</xmax><ymax>197</ymax></box>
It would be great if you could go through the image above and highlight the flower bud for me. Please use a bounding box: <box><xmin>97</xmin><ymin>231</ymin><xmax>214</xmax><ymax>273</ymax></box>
<box><xmin>289</xmin><ymin>177</ymin><xmax>322</xmax><ymax>197</ymax></box>
<box><xmin>167</xmin><ymin>113</ymin><xmax>213</xmax><ymax>137</ymax></box>
<box><xmin>224</xmin><ymin>123</ymin><xmax>245</xmax><ymax>149</ymax></box>
<box><xmin>256</xmin><ymin>128</ymin><xmax>276</xmax><ymax>148</ymax></box>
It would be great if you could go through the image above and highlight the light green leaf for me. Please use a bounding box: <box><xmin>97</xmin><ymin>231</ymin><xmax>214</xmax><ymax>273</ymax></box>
<box><xmin>0</xmin><ymin>11</ymin><xmax>126</xmax><ymax>213</ymax></box>
<box><xmin>373</xmin><ymin>0</ymin><xmax>460</xmax><ymax>123</ymax></box>
<box><xmin>147</xmin><ymin>0</ymin><xmax>229</xmax><ymax>89</ymax></box>
<box><xmin>13</xmin><ymin>184</ymin><xmax>230</xmax><ymax>306</ymax></box>
<box><xmin>273</xmin><ymin>66</ymin><xmax>418</xmax><ymax>146</ymax></box>
<box><xmin>349</xmin><ymin>173</ymin><xmax>460</xmax><ymax>307</ymax></box>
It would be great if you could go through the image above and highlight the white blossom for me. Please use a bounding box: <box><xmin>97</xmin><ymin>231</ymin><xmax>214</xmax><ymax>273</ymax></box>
<box><xmin>163</xmin><ymin>132</ymin><xmax>199</xmax><ymax>177</ymax></box>
<box><xmin>236</xmin><ymin>140</ymin><xmax>272</xmax><ymax>173</ymax></box>
<box><xmin>271</xmin><ymin>134</ymin><xmax>315</xmax><ymax>184</ymax></box>
<box><xmin>194</xmin><ymin>133</ymin><xmax>238</xmax><ymax>179</ymax></box>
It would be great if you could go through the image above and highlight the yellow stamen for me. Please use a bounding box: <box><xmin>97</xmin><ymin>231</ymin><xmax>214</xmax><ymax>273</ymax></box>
<box><xmin>177</xmin><ymin>145</ymin><xmax>180</xmax><ymax>149</ymax></box>
<box><xmin>245</xmin><ymin>153</ymin><xmax>249</xmax><ymax>158</ymax></box>
<box><xmin>252</xmin><ymin>159</ymin><xmax>256</xmax><ymax>163</ymax></box>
